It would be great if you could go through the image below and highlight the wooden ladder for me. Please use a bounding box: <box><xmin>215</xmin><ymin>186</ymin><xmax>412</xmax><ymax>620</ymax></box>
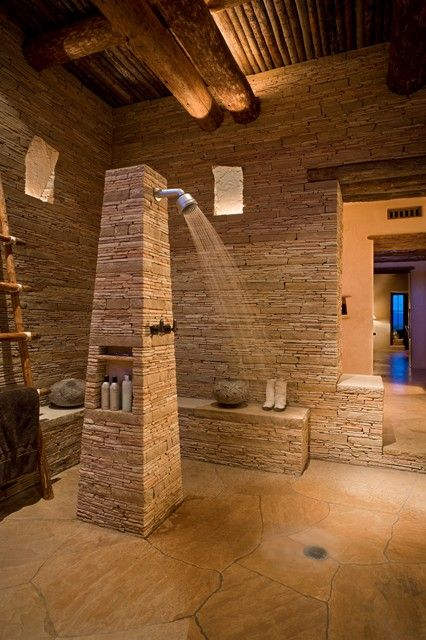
<box><xmin>0</xmin><ymin>176</ymin><xmax>53</xmax><ymax>499</ymax></box>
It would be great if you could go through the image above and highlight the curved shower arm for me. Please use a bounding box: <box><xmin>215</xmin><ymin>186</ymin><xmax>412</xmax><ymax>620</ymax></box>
<box><xmin>154</xmin><ymin>188</ymin><xmax>185</xmax><ymax>201</ymax></box>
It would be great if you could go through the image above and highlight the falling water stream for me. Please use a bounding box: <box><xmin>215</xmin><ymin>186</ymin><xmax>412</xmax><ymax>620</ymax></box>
<box><xmin>183</xmin><ymin>204</ymin><xmax>267</xmax><ymax>377</ymax></box>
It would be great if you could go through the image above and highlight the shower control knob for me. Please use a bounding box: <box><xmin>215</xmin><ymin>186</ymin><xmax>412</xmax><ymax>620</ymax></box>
<box><xmin>149</xmin><ymin>318</ymin><xmax>177</xmax><ymax>336</ymax></box>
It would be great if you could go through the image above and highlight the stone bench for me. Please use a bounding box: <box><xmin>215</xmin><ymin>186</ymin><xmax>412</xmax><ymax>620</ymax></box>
<box><xmin>40</xmin><ymin>406</ymin><xmax>84</xmax><ymax>476</ymax></box>
<box><xmin>178</xmin><ymin>398</ymin><xmax>310</xmax><ymax>475</ymax></box>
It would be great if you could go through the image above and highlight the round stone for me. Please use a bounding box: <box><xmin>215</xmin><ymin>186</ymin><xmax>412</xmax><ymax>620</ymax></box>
<box><xmin>213</xmin><ymin>378</ymin><xmax>249</xmax><ymax>407</ymax></box>
<box><xmin>49</xmin><ymin>378</ymin><xmax>85</xmax><ymax>408</ymax></box>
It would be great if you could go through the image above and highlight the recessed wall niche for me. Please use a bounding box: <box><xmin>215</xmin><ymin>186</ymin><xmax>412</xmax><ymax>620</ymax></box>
<box><xmin>213</xmin><ymin>165</ymin><xmax>243</xmax><ymax>216</ymax></box>
<box><xmin>25</xmin><ymin>135</ymin><xmax>59</xmax><ymax>203</ymax></box>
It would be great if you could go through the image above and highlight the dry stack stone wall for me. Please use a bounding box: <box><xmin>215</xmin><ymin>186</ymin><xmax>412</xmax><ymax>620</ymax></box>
<box><xmin>0</xmin><ymin>15</ymin><xmax>112</xmax><ymax>391</ymax></box>
<box><xmin>113</xmin><ymin>44</ymin><xmax>425</xmax><ymax>471</ymax></box>
<box><xmin>77</xmin><ymin>164</ymin><xmax>183</xmax><ymax>537</ymax></box>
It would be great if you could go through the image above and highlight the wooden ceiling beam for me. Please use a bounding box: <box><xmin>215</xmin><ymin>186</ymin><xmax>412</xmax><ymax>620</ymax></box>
<box><xmin>307</xmin><ymin>157</ymin><xmax>426</xmax><ymax>202</ymax></box>
<box><xmin>340</xmin><ymin>175</ymin><xmax>426</xmax><ymax>202</ymax></box>
<box><xmin>90</xmin><ymin>0</ymin><xmax>223</xmax><ymax>131</ymax></box>
<box><xmin>153</xmin><ymin>0</ymin><xmax>260</xmax><ymax>123</ymax></box>
<box><xmin>307</xmin><ymin>156</ymin><xmax>426</xmax><ymax>183</ymax></box>
<box><xmin>23</xmin><ymin>15</ymin><xmax>124</xmax><ymax>71</ymax></box>
<box><xmin>387</xmin><ymin>0</ymin><xmax>426</xmax><ymax>95</ymax></box>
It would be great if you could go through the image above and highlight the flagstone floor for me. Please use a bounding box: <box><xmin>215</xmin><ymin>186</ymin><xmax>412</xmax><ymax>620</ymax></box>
<box><xmin>374</xmin><ymin>349</ymin><xmax>426</xmax><ymax>462</ymax></box>
<box><xmin>0</xmin><ymin>458</ymin><xmax>425</xmax><ymax>639</ymax></box>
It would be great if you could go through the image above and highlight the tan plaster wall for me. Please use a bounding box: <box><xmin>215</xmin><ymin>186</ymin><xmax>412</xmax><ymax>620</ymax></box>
<box><xmin>0</xmin><ymin>15</ymin><xmax>112</xmax><ymax>390</ymax></box>
<box><xmin>410</xmin><ymin>262</ymin><xmax>426</xmax><ymax>369</ymax></box>
<box><xmin>342</xmin><ymin>197</ymin><xmax>426</xmax><ymax>374</ymax></box>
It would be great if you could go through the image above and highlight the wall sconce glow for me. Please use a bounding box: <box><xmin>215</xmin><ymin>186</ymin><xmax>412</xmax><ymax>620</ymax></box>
<box><xmin>213</xmin><ymin>165</ymin><xmax>244</xmax><ymax>216</ymax></box>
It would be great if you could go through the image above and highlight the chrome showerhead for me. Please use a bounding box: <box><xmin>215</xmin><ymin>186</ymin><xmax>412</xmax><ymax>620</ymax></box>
<box><xmin>154</xmin><ymin>188</ymin><xmax>198</xmax><ymax>214</ymax></box>
<box><xmin>176</xmin><ymin>192</ymin><xmax>197</xmax><ymax>214</ymax></box>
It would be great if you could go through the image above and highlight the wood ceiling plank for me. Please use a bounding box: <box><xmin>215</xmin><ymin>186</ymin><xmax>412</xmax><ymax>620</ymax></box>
<box><xmin>263</xmin><ymin>0</ymin><xmax>292</xmax><ymax>65</ymax></box>
<box><xmin>213</xmin><ymin>8</ymin><xmax>254</xmax><ymax>74</ymax></box>
<box><xmin>306</xmin><ymin>0</ymin><xmax>323</xmax><ymax>57</ymax></box>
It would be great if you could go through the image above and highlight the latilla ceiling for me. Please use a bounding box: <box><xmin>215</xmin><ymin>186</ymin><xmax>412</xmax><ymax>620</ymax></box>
<box><xmin>3</xmin><ymin>0</ymin><xmax>394</xmax><ymax>108</ymax></box>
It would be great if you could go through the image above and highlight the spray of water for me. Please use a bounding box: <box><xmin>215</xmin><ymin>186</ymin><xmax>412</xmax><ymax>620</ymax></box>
<box><xmin>183</xmin><ymin>205</ymin><xmax>267</xmax><ymax>377</ymax></box>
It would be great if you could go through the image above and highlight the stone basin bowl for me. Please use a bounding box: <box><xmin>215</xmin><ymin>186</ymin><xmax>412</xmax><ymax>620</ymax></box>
<box><xmin>213</xmin><ymin>378</ymin><xmax>249</xmax><ymax>407</ymax></box>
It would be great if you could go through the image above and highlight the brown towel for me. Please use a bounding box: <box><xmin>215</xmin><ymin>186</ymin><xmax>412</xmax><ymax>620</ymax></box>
<box><xmin>0</xmin><ymin>387</ymin><xmax>39</xmax><ymax>486</ymax></box>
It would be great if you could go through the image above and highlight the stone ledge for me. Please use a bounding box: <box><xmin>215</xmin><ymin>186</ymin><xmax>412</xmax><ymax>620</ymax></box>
<box><xmin>337</xmin><ymin>374</ymin><xmax>384</xmax><ymax>392</ymax></box>
<box><xmin>40</xmin><ymin>406</ymin><xmax>84</xmax><ymax>426</ymax></box>
<box><xmin>178</xmin><ymin>397</ymin><xmax>309</xmax><ymax>426</ymax></box>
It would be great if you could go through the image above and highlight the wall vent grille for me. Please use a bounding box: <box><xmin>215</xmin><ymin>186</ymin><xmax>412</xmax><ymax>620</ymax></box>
<box><xmin>387</xmin><ymin>206</ymin><xmax>422</xmax><ymax>220</ymax></box>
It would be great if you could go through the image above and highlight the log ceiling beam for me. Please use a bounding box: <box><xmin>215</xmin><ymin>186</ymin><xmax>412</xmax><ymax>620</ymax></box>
<box><xmin>307</xmin><ymin>156</ymin><xmax>426</xmax><ymax>202</ymax></box>
<box><xmin>98</xmin><ymin>0</ymin><xmax>226</xmax><ymax>130</ymax></box>
<box><xmin>340</xmin><ymin>175</ymin><xmax>426</xmax><ymax>202</ymax></box>
<box><xmin>91</xmin><ymin>0</ymin><xmax>223</xmax><ymax>131</ymax></box>
<box><xmin>307</xmin><ymin>156</ymin><xmax>426</xmax><ymax>183</ymax></box>
<box><xmin>22</xmin><ymin>0</ymin><xmax>260</xmax><ymax>127</ymax></box>
<box><xmin>33</xmin><ymin>0</ymin><xmax>222</xmax><ymax>131</ymax></box>
<box><xmin>387</xmin><ymin>0</ymin><xmax>426</xmax><ymax>94</ymax></box>
<box><xmin>151</xmin><ymin>0</ymin><xmax>259</xmax><ymax>123</ymax></box>
<box><xmin>23</xmin><ymin>15</ymin><xmax>124</xmax><ymax>71</ymax></box>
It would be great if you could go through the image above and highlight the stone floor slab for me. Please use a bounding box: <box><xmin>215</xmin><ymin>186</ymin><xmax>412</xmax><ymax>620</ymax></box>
<box><xmin>33</xmin><ymin>537</ymin><xmax>218</xmax><ymax>637</ymax></box>
<box><xmin>198</xmin><ymin>564</ymin><xmax>327</xmax><ymax>640</ymax></box>
<box><xmin>387</xmin><ymin>480</ymin><xmax>426</xmax><ymax>563</ymax></box>
<box><xmin>181</xmin><ymin>459</ymin><xmax>224</xmax><ymax>498</ymax></box>
<box><xmin>0</xmin><ymin>583</ymin><xmax>54</xmax><ymax>640</ymax></box>
<box><xmin>262</xmin><ymin>488</ymin><xmax>329</xmax><ymax>537</ymax></box>
<box><xmin>241</xmin><ymin>535</ymin><xmax>338</xmax><ymax>601</ymax></box>
<box><xmin>150</xmin><ymin>494</ymin><xmax>262</xmax><ymax>571</ymax></box>
<box><xmin>60</xmin><ymin>618</ymin><xmax>204</xmax><ymax>640</ymax></box>
<box><xmin>329</xmin><ymin>563</ymin><xmax>426</xmax><ymax>640</ymax></box>
<box><xmin>215</xmin><ymin>463</ymin><xmax>294</xmax><ymax>495</ymax></box>
<box><xmin>293</xmin><ymin>460</ymin><xmax>415</xmax><ymax>513</ymax></box>
<box><xmin>291</xmin><ymin>503</ymin><xmax>395</xmax><ymax>564</ymax></box>
<box><xmin>0</xmin><ymin>518</ymin><xmax>83</xmax><ymax>589</ymax></box>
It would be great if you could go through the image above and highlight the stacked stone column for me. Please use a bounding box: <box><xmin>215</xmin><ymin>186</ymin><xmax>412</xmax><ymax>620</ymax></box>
<box><xmin>77</xmin><ymin>164</ymin><xmax>183</xmax><ymax>537</ymax></box>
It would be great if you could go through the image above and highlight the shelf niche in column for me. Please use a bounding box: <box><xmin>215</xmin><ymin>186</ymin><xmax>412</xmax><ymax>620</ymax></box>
<box><xmin>77</xmin><ymin>164</ymin><xmax>183</xmax><ymax>537</ymax></box>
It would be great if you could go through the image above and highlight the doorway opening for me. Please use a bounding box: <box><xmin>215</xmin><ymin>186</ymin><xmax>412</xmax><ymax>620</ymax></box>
<box><xmin>372</xmin><ymin>235</ymin><xmax>426</xmax><ymax>462</ymax></box>
<box><xmin>390</xmin><ymin>292</ymin><xmax>408</xmax><ymax>346</ymax></box>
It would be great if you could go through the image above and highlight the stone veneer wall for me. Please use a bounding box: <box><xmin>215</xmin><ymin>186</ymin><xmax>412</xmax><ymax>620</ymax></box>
<box><xmin>113</xmin><ymin>44</ymin><xmax>426</xmax><ymax>469</ymax></box>
<box><xmin>0</xmin><ymin>14</ymin><xmax>112</xmax><ymax>390</ymax></box>
<box><xmin>77</xmin><ymin>164</ymin><xmax>183</xmax><ymax>536</ymax></box>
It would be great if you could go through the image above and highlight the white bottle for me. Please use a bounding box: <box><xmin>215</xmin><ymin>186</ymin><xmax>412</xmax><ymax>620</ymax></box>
<box><xmin>110</xmin><ymin>376</ymin><xmax>121</xmax><ymax>411</ymax></box>
<box><xmin>122</xmin><ymin>374</ymin><xmax>133</xmax><ymax>412</ymax></box>
<box><xmin>101</xmin><ymin>376</ymin><xmax>110</xmax><ymax>410</ymax></box>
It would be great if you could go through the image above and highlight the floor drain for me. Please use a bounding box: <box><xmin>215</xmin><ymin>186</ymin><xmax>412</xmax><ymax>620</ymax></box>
<box><xmin>303</xmin><ymin>545</ymin><xmax>328</xmax><ymax>560</ymax></box>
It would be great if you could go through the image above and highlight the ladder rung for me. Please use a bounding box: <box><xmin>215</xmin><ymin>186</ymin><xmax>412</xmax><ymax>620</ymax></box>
<box><xmin>0</xmin><ymin>233</ymin><xmax>26</xmax><ymax>246</ymax></box>
<box><xmin>37</xmin><ymin>386</ymin><xmax>51</xmax><ymax>397</ymax></box>
<box><xmin>0</xmin><ymin>281</ymin><xmax>32</xmax><ymax>293</ymax></box>
<box><xmin>0</xmin><ymin>331</ymin><xmax>41</xmax><ymax>342</ymax></box>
